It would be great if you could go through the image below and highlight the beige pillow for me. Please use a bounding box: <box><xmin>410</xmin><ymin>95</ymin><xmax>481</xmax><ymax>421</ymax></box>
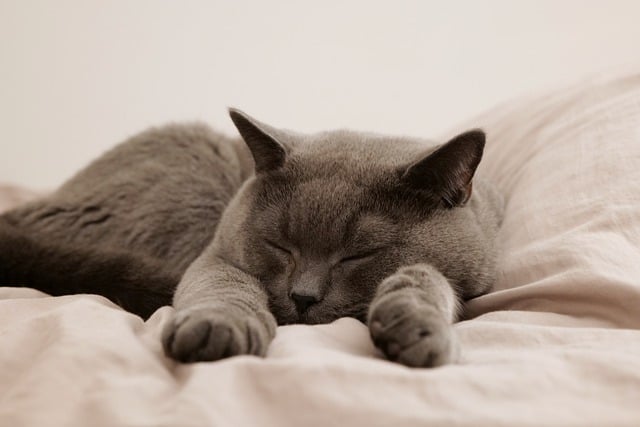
<box><xmin>460</xmin><ymin>72</ymin><xmax>640</xmax><ymax>328</ymax></box>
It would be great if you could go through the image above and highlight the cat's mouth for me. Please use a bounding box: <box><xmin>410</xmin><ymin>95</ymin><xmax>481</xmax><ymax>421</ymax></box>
<box><xmin>278</xmin><ymin>308</ymin><xmax>366</xmax><ymax>326</ymax></box>
<box><xmin>297</xmin><ymin>310</ymin><xmax>367</xmax><ymax>325</ymax></box>
<box><xmin>297</xmin><ymin>304</ymin><xmax>365</xmax><ymax>325</ymax></box>
<box><xmin>271</xmin><ymin>296</ymin><xmax>367</xmax><ymax>325</ymax></box>
<box><xmin>276</xmin><ymin>312</ymin><xmax>317</xmax><ymax>325</ymax></box>
<box><xmin>296</xmin><ymin>309</ymin><xmax>319</xmax><ymax>325</ymax></box>
<box><xmin>293</xmin><ymin>306</ymin><xmax>331</xmax><ymax>325</ymax></box>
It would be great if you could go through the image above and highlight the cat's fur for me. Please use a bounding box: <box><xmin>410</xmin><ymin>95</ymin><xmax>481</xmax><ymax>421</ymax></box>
<box><xmin>0</xmin><ymin>109</ymin><xmax>503</xmax><ymax>367</ymax></box>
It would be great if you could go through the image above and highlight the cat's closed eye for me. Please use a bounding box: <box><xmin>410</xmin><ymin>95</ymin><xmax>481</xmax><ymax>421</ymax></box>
<box><xmin>264</xmin><ymin>239</ymin><xmax>292</xmax><ymax>256</ymax></box>
<box><xmin>339</xmin><ymin>248</ymin><xmax>385</xmax><ymax>265</ymax></box>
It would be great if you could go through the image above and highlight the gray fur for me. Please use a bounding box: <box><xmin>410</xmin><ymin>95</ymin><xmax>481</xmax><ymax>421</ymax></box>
<box><xmin>0</xmin><ymin>109</ymin><xmax>503</xmax><ymax>367</ymax></box>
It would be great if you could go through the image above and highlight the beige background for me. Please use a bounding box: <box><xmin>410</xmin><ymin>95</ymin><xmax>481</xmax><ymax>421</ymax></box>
<box><xmin>1</xmin><ymin>0</ymin><xmax>640</xmax><ymax>189</ymax></box>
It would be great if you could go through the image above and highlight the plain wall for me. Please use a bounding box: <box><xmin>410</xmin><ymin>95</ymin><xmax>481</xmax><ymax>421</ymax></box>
<box><xmin>1</xmin><ymin>0</ymin><xmax>640</xmax><ymax>189</ymax></box>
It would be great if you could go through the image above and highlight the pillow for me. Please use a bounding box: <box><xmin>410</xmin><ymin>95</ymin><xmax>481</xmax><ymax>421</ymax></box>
<box><xmin>459</xmin><ymin>72</ymin><xmax>640</xmax><ymax>328</ymax></box>
<box><xmin>0</xmin><ymin>184</ymin><xmax>40</xmax><ymax>210</ymax></box>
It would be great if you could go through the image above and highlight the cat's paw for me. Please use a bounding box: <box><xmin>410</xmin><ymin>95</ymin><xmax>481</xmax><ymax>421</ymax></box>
<box><xmin>161</xmin><ymin>306</ymin><xmax>274</xmax><ymax>363</ymax></box>
<box><xmin>368</xmin><ymin>294</ymin><xmax>459</xmax><ymax>368</ymax></box>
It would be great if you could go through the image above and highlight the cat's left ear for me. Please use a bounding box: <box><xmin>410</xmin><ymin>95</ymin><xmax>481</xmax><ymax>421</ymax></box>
<box><xmin>229</xmin><ymin>108</ymin><xmax>289</xmax><ymax>174</ymax></box>
<box><xmin>401</xmin><ymin>129</ymin><xmax>485</xmax><ymax>208</ymax></box>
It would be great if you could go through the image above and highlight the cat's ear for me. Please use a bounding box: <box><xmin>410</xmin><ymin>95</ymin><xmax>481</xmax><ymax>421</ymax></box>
<box><xmin>229</xmin><ymin>108</ymin><xmax>288</xmax><ymax>174</ymax></box>
<box><xmin>401</xmin><ymin>129</ymin><xmax>485</xmax><ymax>208</ymax></box>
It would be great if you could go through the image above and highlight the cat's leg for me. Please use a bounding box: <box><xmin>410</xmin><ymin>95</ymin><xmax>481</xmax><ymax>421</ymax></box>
<box><xmin>161</xmin><ymin>253</ymin><xmax>276</xmax><ymax>363</ymax></box>
<box><xmin>0</xmin><ymin>218</ymin><xmax>177</xmax><ymax>318</ymax></box>
<box><xmin>368</xmin><ymin>263</ymin><xmax>461</xmax><ymax>368</ymax></box>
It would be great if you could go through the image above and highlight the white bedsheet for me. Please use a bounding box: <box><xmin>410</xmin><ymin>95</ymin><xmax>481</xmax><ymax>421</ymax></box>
<box><xmin>2</xmin><ymin>71</ymin><xmax>640</xmax><ymax>427</ymax></box>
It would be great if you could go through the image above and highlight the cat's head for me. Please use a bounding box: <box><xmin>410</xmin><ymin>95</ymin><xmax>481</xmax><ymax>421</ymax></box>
<box><xmin>215</xmin><ymin>108</ymin><xmax>487</xmax><ymax>325</ymax></box>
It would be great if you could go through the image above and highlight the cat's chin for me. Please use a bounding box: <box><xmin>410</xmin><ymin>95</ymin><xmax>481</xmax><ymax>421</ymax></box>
<box><xmin>272</xmin><ymin>304</ymin><xmax>367</xmax><ymax>326</ymax></box>
<box><xmin>297</xmin><ymin>309</ymin><xmax>363</xmax><ymax>325</ymax></box>
<box><xmin>276</xmin><ymin>310</ymin><xmax>333</xmax><ymax>326</ymax></box>
<box><xmin>296</xmin><ymin>311</ymin><xmax>324</xmax><ymax>325</ymax></box>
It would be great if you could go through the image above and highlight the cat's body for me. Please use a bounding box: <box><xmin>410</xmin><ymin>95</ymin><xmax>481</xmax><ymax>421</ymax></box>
<box><xmin>0</xmin><ymin>110</ymin><xmax>503</xmax><ymax>367</ymax></box>
<box><xmin>0</xmin><ymin>124</ymin><xmax>247</xmax><ymax>317</ymax></box>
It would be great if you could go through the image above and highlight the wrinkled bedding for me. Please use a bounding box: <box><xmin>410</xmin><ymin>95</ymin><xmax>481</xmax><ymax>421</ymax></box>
<box><xmin>2</xmin><ymin>72</ymin><xmax>640</xmax><ymax>427</ymax></box>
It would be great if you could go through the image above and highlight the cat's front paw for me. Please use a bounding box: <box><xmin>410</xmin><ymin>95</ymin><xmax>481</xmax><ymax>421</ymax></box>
<box><xmin>368</xmin><ymin>294</ymin><xmax>459</xmax><ymax>368</ymax></box>
<box><xmin>161</xmin><ymin>306</ymin><xmax>275</xmax><ymax>363</ymax></box>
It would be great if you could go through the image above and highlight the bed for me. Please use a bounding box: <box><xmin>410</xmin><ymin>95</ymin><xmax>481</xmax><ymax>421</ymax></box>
<box><xmin>2</xmin><ymin>71</ymin><xmax>640</xmax><ymax>427</ymax></box>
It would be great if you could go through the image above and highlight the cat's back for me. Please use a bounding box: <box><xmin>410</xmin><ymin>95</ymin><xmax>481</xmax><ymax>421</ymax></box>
<box><xmin>5</xmin><ymin>123</ymin><xmax>251</xmax><ymax>275</ymax></box>
<box><xmin>59</xmin><ymin>123</ymin><xmax>248</xmax><ymax>194</ymax></box>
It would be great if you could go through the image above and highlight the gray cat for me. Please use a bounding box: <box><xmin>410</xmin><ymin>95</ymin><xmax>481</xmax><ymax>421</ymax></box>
<box><xmin>0</xmin><ymin>109</ymin><xmax>503</xmax><ymax>368</ymax></box>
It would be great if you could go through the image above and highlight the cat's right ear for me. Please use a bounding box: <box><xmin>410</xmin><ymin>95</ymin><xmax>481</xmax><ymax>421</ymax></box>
<box><xmin>229</xmin><ymin>108</ymin><xmax>288</xmax><ymax>174</ymax></box>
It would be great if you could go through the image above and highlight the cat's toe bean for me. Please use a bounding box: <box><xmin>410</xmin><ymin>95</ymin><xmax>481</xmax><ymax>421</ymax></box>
<box><xmin>395</xmin><ymin>324</ymin><xmax>459</xmax><ymax>368</ymax></box>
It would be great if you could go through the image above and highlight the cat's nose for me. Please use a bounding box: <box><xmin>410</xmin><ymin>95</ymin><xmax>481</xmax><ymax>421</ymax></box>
<box><xmin>290</xmin><ymin>292</ymin><xmax>319</xmax><ymax>313</ymax></box>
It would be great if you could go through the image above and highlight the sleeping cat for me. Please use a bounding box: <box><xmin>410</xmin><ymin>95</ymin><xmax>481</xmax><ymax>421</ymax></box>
<box><xmin>0</xmin><ymin>109</ymin><xmax>503</xmax><ymax>367</ymax></box>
